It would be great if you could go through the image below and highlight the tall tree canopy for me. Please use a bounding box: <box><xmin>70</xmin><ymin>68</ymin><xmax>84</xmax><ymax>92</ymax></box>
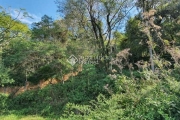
<box><xmin>31</xmin><ymin>15</ymin><xmax>53</xmax><ymax>41</ymax></box>
<box><xmin>0</xmin><ymin>8</ymin><xmax>29</xmax><ymax>43</ymax></box>
<box><xmin>56</xmin><ymin>0</ymin><xmax>134</xmax><ymax>71</ymax></box>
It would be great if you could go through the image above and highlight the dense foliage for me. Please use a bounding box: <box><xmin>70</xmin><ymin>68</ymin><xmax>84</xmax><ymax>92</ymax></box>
<box><xmin>0</xmin><ymin>0</ymin><xmax>180</xmax><ymax>119</ymax></box>
<box><xmin>2</xmin><ymin>39</ymin><xmax>72</xmax><ymax>85</ymax></box>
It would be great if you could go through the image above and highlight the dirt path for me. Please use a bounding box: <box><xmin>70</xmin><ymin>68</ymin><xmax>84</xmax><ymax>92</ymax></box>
<box><xmin>0</xmin><ymin>65</ymin><xmax>82</xmax><ymax>95</ymax></box>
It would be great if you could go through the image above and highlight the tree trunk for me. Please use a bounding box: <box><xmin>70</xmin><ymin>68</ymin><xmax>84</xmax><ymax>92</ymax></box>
<box><xmin>149</xmin><ymin>46</ymin><xmax>155</xmax><ymax>72</ymax></box>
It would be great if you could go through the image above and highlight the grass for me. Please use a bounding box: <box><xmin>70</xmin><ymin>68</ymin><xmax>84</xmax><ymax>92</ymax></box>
<box><xmin>0</xmin><ymin>114</ymin><xmax>48</xmax><ymax>120</ymax></box>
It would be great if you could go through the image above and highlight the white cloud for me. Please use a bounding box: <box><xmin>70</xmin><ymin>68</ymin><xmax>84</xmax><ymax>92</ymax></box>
<box><xmin>10</xmin><ymin>8</ymin><xmax>41</xmax><ymax>26</ymax></box>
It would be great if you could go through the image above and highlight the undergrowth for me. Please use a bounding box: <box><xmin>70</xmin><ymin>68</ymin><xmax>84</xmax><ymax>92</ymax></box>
<box><xmin>0</xmin><ymin>64</ymin><xmax>180</xmax><ymax>120</ymax></box>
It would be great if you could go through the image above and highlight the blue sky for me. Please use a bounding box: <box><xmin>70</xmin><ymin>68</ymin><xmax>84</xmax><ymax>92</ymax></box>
<box><xmin>0</xmin><ymin>0</ymin><xmax>138</xmax><ymax>31</ymax></box>
<box><xmin>0</xmin><ymin>0</ymin><xmax>59</xmax><ymax>26</ymax></box>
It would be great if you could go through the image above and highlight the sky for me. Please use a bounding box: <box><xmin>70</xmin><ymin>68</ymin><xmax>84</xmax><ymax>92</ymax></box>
<box><xmin>0</xmin><ymin>0</ymin><xmax>59</xmax><ymax>26</ymax></box>
<box><xmin>0</xmin><ymin>0</ymin><xmax>138</xmax><ymax>32</ymax></box>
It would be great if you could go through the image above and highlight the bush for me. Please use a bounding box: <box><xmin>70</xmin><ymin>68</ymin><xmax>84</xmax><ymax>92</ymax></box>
<box><xmin>3</xmin><ymin>65</ymin><xmax>180</xmax><ymax>119</ymax></box>
<box><xmin>0</xmin><ymin>93</ymin><xmax>8</xmax><ymax>113</ymax></box>
<box><xmin>59</xmin><ymin>72</ymin><xmax>180</xmax><ymax>120</ymax></box>
<box><xmin>7</xmin><ymin>65</ymin><xmax>111</xmax><ymax>117</ymax></box>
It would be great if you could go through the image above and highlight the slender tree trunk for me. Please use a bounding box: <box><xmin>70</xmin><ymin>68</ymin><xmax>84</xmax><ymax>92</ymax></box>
<box><xmin>88</xmin><ymin>8</ymin><xmax>109</xmax><ymax>72</ymax></box>
<box><xmin>147</xmin><ymin>32</ymin><xmax>155</xmax><ymax>72</ymax></box>
<box><xmin>149</xmin><ymin>46</ymin><xmax>155</xmax><ymax>72</ymax></box>
<box><xmin>25</xmin><ymin>70</ymin><xmax>27</xmax><ymax>90</ymax></box>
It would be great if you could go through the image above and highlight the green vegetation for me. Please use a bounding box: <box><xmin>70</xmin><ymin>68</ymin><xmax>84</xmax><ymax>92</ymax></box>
<box><xmin>1</xmin><ymin>65</ymin><xmax>180</xmax><ymax>119</ymax></box>
<box><xmin>1</xmin><ymin>0</ymin><xmax>180</xmax><ymax>119</ymax></box>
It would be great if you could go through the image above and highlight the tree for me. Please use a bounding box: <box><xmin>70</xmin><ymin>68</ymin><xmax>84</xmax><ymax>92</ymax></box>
<box><xmin>156</xmin><ymin>0</ymin><xmax>180</xmax><ymax>46</ymax></box>
<box><xmin>31</xmin><ymin>15</ymin><xmax>53</xmax><ymax>41</ymax></box>
<box><xmin>51</xmin><ymin>19</ymin><xmax>70</xmax><ymax>43</ymax></box>
<box><xmin>0</xmin><ymin>7</ymin><xmax>30</xmax><ymax>43</ymax></box>
<box><xmin>2</xmin><ymin>39</ymin><xmax>72</xmax><ymax>85</ymax></box>
<box><xmin>121</xmin><ymin>17</ymin><xmax>149</xmax><ymax>62</ymax></box>
<box><xmin>56</xmin><ymin>0</ymin><xmax>134</xmax><ymax>72</ymax></box>
<box><xmin>135</xmin><ymin>0</ymin><xmax>180</xmax><ymax>71</ymax></box>
<box><xmin>135</xmin><ymin>1</ymin><xmax>162</xmax><ymax>71</ymax></box>
<box><xmin>0</xmin><ymin>7</ymin><xmax>30</xmax><ymax>86</ymax></box>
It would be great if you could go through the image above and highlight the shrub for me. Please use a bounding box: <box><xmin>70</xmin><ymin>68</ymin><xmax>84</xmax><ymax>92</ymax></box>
<box><xmin>0</xmin><ymin>93</ymin><xmax>8</xmax><ymax>113</ymax></box>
